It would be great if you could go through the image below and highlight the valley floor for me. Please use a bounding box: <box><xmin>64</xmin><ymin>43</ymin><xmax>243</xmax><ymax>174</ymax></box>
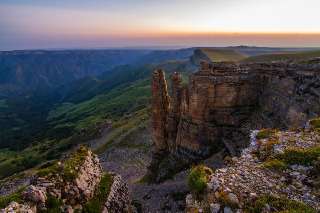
<box><xmin>92</xmin><ymin>123</ymin><xmax>227</xmax><ymax>212</ymax></box>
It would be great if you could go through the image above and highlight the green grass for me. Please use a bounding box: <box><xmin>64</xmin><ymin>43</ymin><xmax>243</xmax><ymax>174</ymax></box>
<box><xmin>62</xmin><ymin>145</ymin><xmax>89</xmax><ymax>181</ymax></box>
<box><xmin>37</xmin><ymin>146</ymin><xmax>90</xmax><ymax>181</ymax></box>
<box><xmin>94</xmin><ymin>108</ymin><xmax>150</xmax><ymax>154</ymax></box>
<box><xmin>262</xmin><ymin>159</ymin><xmax>287</xmax><ymax>171</ymax></box>
<box><xmin>0</xmin><ymin>79</ymin><xmax>151</xmax><ymax>180</ymax></box>
<box><xmin>200</xmin><ymin>48</ymin><xmax>247</xmax><ymax>62</ymax></box>
<box><xmin>242</xmin><ymin>50</ymin><xmax>320</xmax><ymax>63</ymax></box>
<box><xmin>83</xmin><ymin>173</ymin><xmax>113</xmax><ymax>213</ymax></box>
<box><xmin>244</xmin><ymin>195</ymin><xmax>316</xmax><ymax>213</ymax></box>
<box><xmin>310</xmin><ymin>117</ymin><xmax>320</xmax><ymax>129</ymax></box>
<box><xmin>187</xmin><ymin>165</ymin><xmax>213</xmax><ymax>195</ymax></box>
<box><xmin>46</xmin><ymin>194</ymin><xmax>63</xmax><ymax>213</ymax></box>
<box><xmin>277</xmin><ymin>146</ymin><xmax>320</xmax><ymax>166</ymax></box>
<box><xmin>0</xmin><ymin>187</ymin><xmax>25</xmax><ymax>208</ymax></box>
<box><xmin>48</xmin><ymin>79</ymin><xmax>150</xmax><ymax>132</ymax></box>
<box><xmin>256</xmin><ymin>129</ymin><xmax>277</xmax><ymax>140</ymax></box>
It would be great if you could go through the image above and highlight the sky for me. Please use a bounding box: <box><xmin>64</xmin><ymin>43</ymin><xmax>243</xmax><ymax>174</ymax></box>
<box><xmin>0</xmin><ymin>0</ymin><xmax>320</xmax><ymax>50</ymax></box>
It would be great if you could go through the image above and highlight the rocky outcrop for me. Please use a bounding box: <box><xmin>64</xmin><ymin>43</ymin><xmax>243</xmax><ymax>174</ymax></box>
<box><xmin>152</xmin><ymin>69</ymin><xmax>170</xmax><ymax>152</ymax></box>
<box><xmin>103</xmin><ymin>175</ymin><xmax>130</xmax><ymax>213</ymax></box>
<box><xmin>150</xmin><ymin>59</ymin><xmax>320</xmax><ymax>181</ymax></box>
<box><xmin>186</xmin><ymin>119</ymin><xmax>320</xmax><ymax>212</ymax></box>
<box><xmin>0</xmin><ymin>146</ymin><xmax>131</xmax><ymax>213</ymax></box>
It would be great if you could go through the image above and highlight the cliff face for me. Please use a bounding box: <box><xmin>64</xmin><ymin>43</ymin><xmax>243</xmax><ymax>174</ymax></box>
<box><xmin>152</xmin><ymin>69</ymin><xmax>170</xmax><ymax>152</ymax></box>
<box><xmin>150</xmin><ymin>59</ymin><xmax>320</xmax><ymax>181</ymax></box>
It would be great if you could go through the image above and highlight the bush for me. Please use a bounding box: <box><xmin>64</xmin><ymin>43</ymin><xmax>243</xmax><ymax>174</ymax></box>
<box><xmin>256</xmin><ymin>129</ymin><xmax>277</xmax><ymax>140</ymax></box>
<box><xmin>244</xmin><ymin>195</ymin><xmax>316</xmax><ymax>213</ymax></box>
<box><xmin>310</xmin><ymin>117</ymin><xmax>320</xmax><ymax>129</ymax></box>
<box><xmin>46</xmin><ymin>195</ymin><xmax>63</xmax><ymax>213</ymax></box>
<box><xmin>0</xmin><ymin>187</ymin><xmax>25</xmax><ymax>208</ymax></box>
<box><xmin>83</xmin><ymin>173</ymin><xmax>113</xmax><ymax>213</ymax></box>
<box><xmin>277</xmin><ymin>146</ymin><xmax>320</xmax><ymax>166</ymax></box>
<box><xmin>256</xmin><ymin>139</ymin><xmax>279</xmax><ymax>161</ymax></box>
<box><xmin>187</xmin><ymin>165</ymin><xmax>213</xmax><ymax>195</ymax></box>
<box><xmin>263</xmin><ymin>159</ymin><xmax>287</xmax><ymax>171</ymax></box>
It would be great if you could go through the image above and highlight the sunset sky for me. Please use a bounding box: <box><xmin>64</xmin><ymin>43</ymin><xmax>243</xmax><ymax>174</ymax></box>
<box><xmin>1</xmin><ymin>0</ymin><xmax>320</xmax><ymax>50</ymax></box>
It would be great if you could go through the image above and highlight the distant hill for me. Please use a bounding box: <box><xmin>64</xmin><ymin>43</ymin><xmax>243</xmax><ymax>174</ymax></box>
<box><xmin>199</xmin><ymin>48</ymin><xmax>247</xmax><ymax>62</ymax></box>
<box><xmin>0</xmin><ymin>49</ymin><xmax>153</xmax><ymax>98</ymax></box>
<box><xmin>242</xmin><ymin>50</ymin><xmax>320</xmax><ymax>63</ymax></box>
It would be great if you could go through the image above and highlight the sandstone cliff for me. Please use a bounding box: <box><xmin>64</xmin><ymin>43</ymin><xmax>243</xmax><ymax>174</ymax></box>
<box><xmin>0</xmin><ymin>146</ymin><xmax>131</xmax><ymax>213</ymax></box>
<box><xmin>150</xmin><ymin>59</ymin><xmax>320</xmax><ymax>181</ymax></box>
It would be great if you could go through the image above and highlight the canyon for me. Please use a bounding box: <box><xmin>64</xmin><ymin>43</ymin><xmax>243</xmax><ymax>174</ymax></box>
<box><xmin>150</xmin><ymin>59</ymin><xmax>320</xmax><ymax>181</ymax></box>
<box><xmin>1</xmin><ymin>51</ymin><xmax>320</xmax><ymax>212</ymax></box>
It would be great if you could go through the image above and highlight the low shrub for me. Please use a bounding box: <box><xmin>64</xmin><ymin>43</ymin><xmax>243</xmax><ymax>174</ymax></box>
<box><xmin>216</xmin><ymin>191</ymin><xmax>239</xmax><ymax>209</ymax></box>
<box><xmin>277</xmin><ymin>146</ymin><xmax>320</xmax><ymax>166</ymax></box>
<box><xmin>46</xmin><ymin>195</ymin><xmax>63</xmax><ymax>213</ymax></box>
<box><xmin>83</xmin><ymin>173</ymin><xmax>113</xmax><ymax>213</ymax></box>
<box><xmin>36</xmin><ymin>161</ymin><xmax>60</xmax><ymax>177</ymax></box>
<box><xmin>310</xmin><ymin>117</ymin><xmax>320</xmax><ymax>129</ymax></box>
<box><xmin>244</xmin><ymin>195</ymin><xmax>316</xmax><ymax>213</ymax></box>
<box><xmin>262</xmin><ymin>159</ymin><xmax>287</xmax><ymax>171</ymax></box>
<box><xmin>187</xmin><ymin>165</ymin><xmax>213</xmax><ymax>195</ymax></box>
<box><xmin>0</xmin><ymin>187</ymin><xmax>25</xmax><ymax>208</ymax></box>
<box><xmin>256</xmin><ymin>129</ymin><xmax>277</xmax><ymax>140</ymax></box>
<box><xmin>256</xmin><ymin>139</ymin><xmax>279</xmax><ymax>161</ymax></box>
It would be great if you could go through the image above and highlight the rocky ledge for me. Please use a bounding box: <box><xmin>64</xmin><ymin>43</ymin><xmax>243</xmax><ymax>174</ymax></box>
<box><xmin>186</xmin><ymin>118</ymin><xmax>320</xmax><ymax>213</ymax></box>
<box><xmin>0</xmin><ymin>146</ymin><xmax>130</xmax><ymax>213</ymax></box>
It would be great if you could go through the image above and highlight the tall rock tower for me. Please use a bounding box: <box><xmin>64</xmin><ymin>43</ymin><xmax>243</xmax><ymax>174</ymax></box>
<box><xmin>151</xmin><ymin>69</ymin><xmax>170</xmax><ymax>152</ymax></box>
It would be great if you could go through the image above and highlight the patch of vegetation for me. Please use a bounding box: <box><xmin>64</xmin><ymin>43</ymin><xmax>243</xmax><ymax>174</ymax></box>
<box><xmin>262</xmin><ymin>159</ymin><xmax>287</xmax><ymax>171</ymax></box>
<box><xmin>244</xmin><ymin>195</ymin><xmax>316</xmax><ymax>213</ymax></box>
<box><xmin>95</xmin><ymin>108</ymin><xmax>150</xmax><ymax>154</ymax></box>
<box><xmin>216</xmin><ymin>191</ymin><xmax>239</xmax><ymax>209</ymax></box>
<box><xmin>45</xmin><ymin>194</ymin><xmax>63</xmax><ymax>213</ymax></box>
<box><xmin>310</xmin><ymin>157</ymin><xmax>320</xmax><ymax>191</ymax></box>
<box><xmin>36</xmin><ymin>160</ymin><xmax>60</xmax><ymax>177</ymax></box>
<box><xmin>0</xmin><ymin>151</ymin><xmax>42</xmax><ymax>179</ymax></box>
<box><xmin>310</xmin><ymin>117</ymin><xmax>320</xmax><ymax>129</ymax></box>
<box><xmin>83</xmin><ymin>173</ymin><xmax>113</xmax><ymax>213</ymax></box>
<box><xmin>256</xmin><ymin>129</ymin><xmax>277</xmax><ymax>140</ymax></box>
<box><xmin>256</xmin><ymin>139</ymin><xmax>280</xmax><ymax>161</ymax></box>
<box><xmin>188</xmin><ymin>165</ymin><xmax>213</xmax><ymax>195</ymax></box>
<box><xmin>62</xmin><ymin>146</ymin><xmax>89</xmax><ymax>181</ymax></box>
<box><xmin>0</xmin><ymin>187</ymin><xmax>25</xmax><ymax>208</ymax></box>
<box><xmin>277</xmin><ymin>146</ymin><xmax>320</xmax><ymax>166</ymax></box>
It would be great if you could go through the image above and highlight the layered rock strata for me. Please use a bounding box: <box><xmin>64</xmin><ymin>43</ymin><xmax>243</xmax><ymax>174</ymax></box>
<box><xmin>150</xmin><ymin>59</ymin><xmax>320</xmax><ymax>181</ymax></box>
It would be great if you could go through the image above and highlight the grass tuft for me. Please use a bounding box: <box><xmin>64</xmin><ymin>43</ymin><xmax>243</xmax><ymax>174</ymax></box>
<box><xmin>262</xmin><ymin>159</ymin><xmax>287</xmax><ymax>171</ymax></box>
<box><xmin>310</xmin><ymin>117</ymin><xmax>320</xmax><ymax>129</ymax></box>
<box><xmin>0</xmin><ymin>187</ymin><xmax>25</xmax><ymax>208</ymax></box>
<box><xmin>187</xmin><ymin>165</ymin><xmax>213</xmax><ymax>195</ymax></box>
<box><xmin>244</xmin><ymin>195</ymin><xmax>316</xmax><ymax>213</ymax></box>
<box><xmin>277</xmin><ymin>146</ymin><xmax>320</xmax><ymax>166</ymax></box>
<box><xmin>83</xmin><ymin>173</ymin><xmax>113</xmax><ymax>213</ymax></box>
<box><xmin>256</xmin><ymin>129</ymin><xmax>277</xmax><ymax>140</ymax></box>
